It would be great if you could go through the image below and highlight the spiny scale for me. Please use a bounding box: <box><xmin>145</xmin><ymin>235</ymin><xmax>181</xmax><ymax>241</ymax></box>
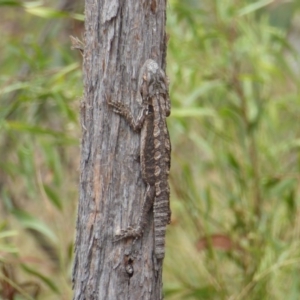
<box><xmin>108</xmin><ymin>59</ymin><xmax>171</xmax><ymax>260</ymax></box>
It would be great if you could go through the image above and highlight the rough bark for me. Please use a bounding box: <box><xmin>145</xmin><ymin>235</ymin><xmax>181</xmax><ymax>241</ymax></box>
<box><xmin>72</xmin><ymin>1</ymin><xmax>168</xmax><ymax>299</ymax></box>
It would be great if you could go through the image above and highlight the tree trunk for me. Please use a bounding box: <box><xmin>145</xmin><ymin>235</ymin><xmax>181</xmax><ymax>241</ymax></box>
<box><xmin>72</xmin><ymin>0</ymin><xmax>168</xmax><ymax>299</ymax></box>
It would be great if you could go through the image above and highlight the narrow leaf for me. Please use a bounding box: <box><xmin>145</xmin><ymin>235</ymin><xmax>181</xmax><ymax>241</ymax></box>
<box><xmin>11</xmin><ymin>209</ymin><xmax>58</xmax><ymax>243</ymax></box>
<box><xmin>21</xmin><ymin>264</ymin><xmax>60</xmax><ymax>293</ymax></box>
<box><xmin>24</xmin><ymin>7</ymin><xmax>67</xmax><ymax>19</ymax></box>
<box><xmin>239</xmin><ymin>0</ymin><xmax>274</xmax><ymax>16</ymax></box>
<box><xmin>172</xmin><ymin>108</ymin><xmax>216</xmax><ymax>118</ymax></box>
<box><xmin>0</xmin><ymin>230</ymin><xmax>18</xmax><ymax>239</ymax></box>
<box><xmin>0</xmin><ymin>0</ymin><xmax>21</xmax><ymax>6</ymax></box>
<box><xmin>43</xmin><ymin>184</ymin><xmax>63</xmax><ymax>210</ymax></box>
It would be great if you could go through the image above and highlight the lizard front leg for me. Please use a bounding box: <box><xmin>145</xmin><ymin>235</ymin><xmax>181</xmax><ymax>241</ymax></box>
<box><xmin>115</xmin><ymin>184</ymin><xmax>155</xmax><ymax>241</ymax></box>
<box><xmin>107</xmin><ymin>98</ymin><xmax>146</xmax><ymax>132</ymax></box>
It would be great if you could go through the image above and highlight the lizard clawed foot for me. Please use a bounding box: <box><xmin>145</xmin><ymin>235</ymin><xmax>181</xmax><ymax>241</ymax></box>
<box><xmin>114</xmin><ymin>226</ymin><xmax>142</xmax><ymax>242</ymax></box>
<box><xmin>107</xmin><ymin>101</ymin><xmax>126</xmax><ymax>116</ymax></box>
<box><xmin>112</xmin><ymin>108</ymin><xmax>123</xmax><ymax>115</ymax></box>
<box><xmin>107</xmin><ymin>99</ymin><xmax>123</xmax><ymax>109</ymax></box>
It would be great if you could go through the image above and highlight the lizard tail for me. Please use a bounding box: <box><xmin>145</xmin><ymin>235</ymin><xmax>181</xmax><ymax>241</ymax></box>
<box><xmin>153</xmin><ymin>198</ymin><xmax>170</xmax><ymax>259</ymax></box>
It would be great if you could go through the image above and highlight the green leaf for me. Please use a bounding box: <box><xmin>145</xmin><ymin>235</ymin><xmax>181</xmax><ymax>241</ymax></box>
<box><xmin>0</xmin><ymin>82</ymin><xmax>30</xmax><ymax>95</ymax></box>
<box><xmin>0</xmin><ymin>0</ymin><xmax>21</xmax><ymax>6</ymax></box>
<box><xmin>0</xmin><ymin>244</ymin><xmax>18</xmax><ymax>253</ymax></box>
<box><xmin>285</xmin><ymin>189</ymin><xmax>296</xmax><ymax>219</ymax></box>
<box><xmin>70</xmin><ymin>13</ymin><xmax>85</xmax><ymax>21</ymax></box>
<box><xmin>24</xmin><ymin>7</ymin><xmax>68</xmax><ymax>19</ymax></box>
<box><xmin>50</xmin><ymin>63</ymin><xmax>80</xmax><ymax>82</ymax></box>
<box><xmin>11</xmin><ymin>209</ymin><xmax>58</xmax><ymax>243</ymax></box>
<box><xmin>43</xmin><ymin>184</ymin><xmax>63</xmax><ymax>210</ymax></box>
<box><xmin>238</xmin><ymin>0</ymin><xmax>274</xmax><ymax>16</ymax></box>
<box><xmin>21</xmin><ymin>264</ymin><xmax>60</xmax><ymax>294</ymax></box>
<box><xmin>0</xmin><ymin>221</ymin><xmax>8</xmax><ymax>231</ymax></box>
<box><xmin>171</xmin><ymin>107</ymin><xmax>216</xmax><ymax>118</ymax></box>
<box><xmin>22</xmin><ymin>1</ymin><xmax>43</xmax><ymax>8</ymax></box>
<box><xmin>164</xmin><ymin>286</ymin><xmax>184</xmax><ymax>297</ymax></box>
<box><xmin>268</xmin><ymin>178</ymin><xmax>296</xmax><ymax>197</ymax></box>
<box><xmin>185</xmin><ymin>285</ymin><xmax>218</xmax><ymax>299</ymax></box>
<box><xmin>185</xmin><ymin>80</ymin><xmax>224</xmax><ymax>104</ymax></box>
<box><xmin>0</xmin><ymin>230</ymin><xmax>18</xmax><ymax>239</ymax></box>
<box><xmin>6</xmin><ymin>121</ymin><xmax>75</xmax><ymax>142</ymax></box>
<box><xmin>227</xmin><ymin>152</ymin><xmax>240</xmax><ymax>173</ymax></box>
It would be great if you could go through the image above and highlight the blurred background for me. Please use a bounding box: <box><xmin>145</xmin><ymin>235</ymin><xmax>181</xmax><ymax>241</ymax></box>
<box><xmin>1</xmin><ymin>0</ymin><xmax>300</xmax><ymax>299</ymax></box>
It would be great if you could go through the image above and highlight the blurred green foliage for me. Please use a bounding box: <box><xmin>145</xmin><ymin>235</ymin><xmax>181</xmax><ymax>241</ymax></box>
<box><xmin>165</xmin><ymin>0</ymin><xmax>300</xmax><ymax>299</ymax></box>
<box><xmin>0</xmin><ymin>1</ymin><xmax>83</xmax><ymax>298</ymax></box>
<box><xmin>1</xmin><ymin>0</ymin><xmax>300</xmax><ymax>299</ymax></box>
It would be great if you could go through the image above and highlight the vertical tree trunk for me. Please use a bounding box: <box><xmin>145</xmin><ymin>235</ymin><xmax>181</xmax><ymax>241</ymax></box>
<box><xmin>72</xmin><ymin>1</ymin><xmax>168</xmax><ymax>299</ymax></box>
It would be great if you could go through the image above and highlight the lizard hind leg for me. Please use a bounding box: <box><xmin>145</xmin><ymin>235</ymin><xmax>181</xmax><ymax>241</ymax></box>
<box><xmin>115</xmin><ymin>184</ymin><xmax>155</xmax><ymax>241</ymax></box>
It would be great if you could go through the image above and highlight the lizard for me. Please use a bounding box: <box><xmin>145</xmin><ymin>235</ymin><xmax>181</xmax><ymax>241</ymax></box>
<box><xmin>107</xmin><ymin>59</ymin><xmax>171</xmax><ymax>260</ymax></box>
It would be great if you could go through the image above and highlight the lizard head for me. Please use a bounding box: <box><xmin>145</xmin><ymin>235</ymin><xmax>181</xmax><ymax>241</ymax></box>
<box><xmin>138</xmin><ymin>59</ymin><xmax>171</xmax><ymax>117</ymax></box>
